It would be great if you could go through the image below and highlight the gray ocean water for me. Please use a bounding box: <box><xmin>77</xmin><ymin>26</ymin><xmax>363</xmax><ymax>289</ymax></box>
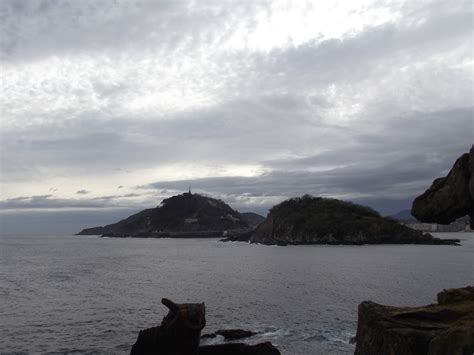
<box><xmin>1</xmin><ymin>233</ymin><xmax>473</xmax><ymax>354</ymax></box>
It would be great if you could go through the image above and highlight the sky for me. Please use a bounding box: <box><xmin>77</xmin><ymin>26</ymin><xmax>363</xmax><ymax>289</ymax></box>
<box><xmin>0</xmin><ymin>0</ymin><xmax>473</xmax><ymax>235</ymax></box>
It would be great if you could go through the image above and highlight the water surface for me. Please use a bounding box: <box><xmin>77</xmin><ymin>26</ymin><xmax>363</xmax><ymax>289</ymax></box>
<box><xmin>1</xmin><ymin>233</ymin><xmax>473</xmax><ymax>354</ymax></box>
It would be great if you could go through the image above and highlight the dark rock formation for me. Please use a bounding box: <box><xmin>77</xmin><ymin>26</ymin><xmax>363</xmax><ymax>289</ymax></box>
<box><xmin>202</xmin><ymin>329</ymin><xmax>258</xmax><ymax>341</ymax></box>
<box><xmin>131</xmin><ymin>298</ymin><xmax>206</xmax><ymax>355</ymax></box>
<box><xmin>354</xmin><ymin>286</ymin><xmax>474</xmax><ymax>355</ymax></box>
<box><xmin>131</xmin><ymin>299</ymin><xmax>280</xmax><ymax>355</ymax></box>
<box><xmin>77</xmin><ymin>193</ymin><xmax>250</xmax><ymax>238</ymax></box>
<box><xmin>215</xmin><ymin>329</ymin><xmax>257</xmax><ymax>340</ymax></box>
<box><xmin>412</xmin><ymin>146</ymin><xmax>474</xmax><ymax>229</ymax></box>
<box><xmin>199</xmin><ymin>342</ymin><xmax>280</xmax><ymax>355</ymax></box>
<box><xmin>248</xmin><ymin>195</ymin><xmax>459</xmax><ymax>245</ymax></box>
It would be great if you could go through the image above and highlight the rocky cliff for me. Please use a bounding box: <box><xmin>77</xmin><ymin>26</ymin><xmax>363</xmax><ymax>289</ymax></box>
<box><xmin>248</xmin><ymin>195</ymin><xmax>459</xmax><ymax>245</ymax></box>
<box><xmin>76</xmin><ymin>193</ymin><xmax>249</xmax><ymax>238</ymax></box>
<box><xmin>412</xmin><ymin>146</ymin><xmax>474</xmax><ymax>228</ymax></box>
<box><xmin>354</xmin><ymin>286</ymin><xmax>474</xmax><ymax>355</ymax></box>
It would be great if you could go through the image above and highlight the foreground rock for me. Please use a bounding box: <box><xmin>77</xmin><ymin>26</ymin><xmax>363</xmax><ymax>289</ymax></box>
<box><xmin>354</xmin><ymin>286</ymin><xmax>474</xmax><ymax>355</ymax></box>
<box><xmin>199</xmin><ymin>342</ymin><xmax>280</xmax><ymax>355</ymax></box>
<box><xmin>243</xmin><ymin>195</ymin><xmax>459</xmax><ymax>245</ymax></box>
<box><xmin>77</xmin><ymin>192</ymin><xmax>251</xmax><ymax>238</ymax></box>
<box><xmin>131</xmin><ymin>298</ymin><xmax>206</xmax><ymax>355</ymax></box>
<box><xmin>412</xmin><ymin>146</ymin><xmax>474</xmax><ymax>229</ymax></box>
<box><xmin>131</xmin><ymin>298</ymin><xmax>280</xmax><ymax>355</ymax></box>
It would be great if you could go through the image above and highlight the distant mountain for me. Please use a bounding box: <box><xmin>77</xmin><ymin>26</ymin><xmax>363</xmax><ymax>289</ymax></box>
<box><xmin>389</xmin><ymin>209</ymin><xmax>417</xmax><ymax>222</ymax></box>
<box><xmin>244</xmin><ymin>195</ymin><xmax>458</xmax><ymax>245</ymax></box>
<box><xmin>240</xmin><ymin>212</ymin><xmax>265</xmax><ymax>228</ymax></box>
<box><xmin>76</xmin><ymin>193</ymin><xmax>249</xmax><ymax>238</ymax></box>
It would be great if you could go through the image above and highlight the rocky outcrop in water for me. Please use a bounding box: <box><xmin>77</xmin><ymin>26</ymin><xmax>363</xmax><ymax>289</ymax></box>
<box><xmin>354</xmin><ymin>286</ymin><xmax>474</xmax><ymax>355</ymax></box>
<box><xmin>131</xmin><ymin>298</ymin><xmax>205</xmax><ymax>355</ymax></box>
<box><xmin>77</xmin><ymin>193</ymin><xmax>250</xmax><ymax>238</ymax></box>
<box><xmin>201</xmin><ymin>329</ymin><xmax>258</xmax><ymax>340</ymax></box>
<box><xmin>246</xmin><ymin>195</ymin><xmax>459</xmax><ymax>245</ymax></box>
<box><xmin>412</xmin><ymin>146</ymin><xmax>474</xmax><ymax>229</ymax></box>
<box><xmin>130</xmin><ymin>298</ymin><xmax>280</xmax><ymax>355</ymax></box>
<box><xmin>199</xmin><ymin>342</ymin><xmax>280</xmax><ymax>355</ymax></box>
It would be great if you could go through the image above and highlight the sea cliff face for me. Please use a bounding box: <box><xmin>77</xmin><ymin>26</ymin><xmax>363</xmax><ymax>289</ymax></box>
<box><xmin>412</xmin><ymin>146</ymin><xmax>474</xmax><ymax>228</ymax></box>
<box><xmin>248</xmin><ymin>195</ymin><xmax>458</xmax><ymax>245</ymax></box>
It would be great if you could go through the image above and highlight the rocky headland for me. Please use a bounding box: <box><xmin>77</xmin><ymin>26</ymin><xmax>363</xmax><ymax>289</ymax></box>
<box><xmin>76</xmin><ymin>192</ymin><xmax>253</xmax><ymax>238</ymax></box>
<box><xmin>224</xmin><ymin>195</ymin><xmax>459</xmax><ymax>245</ymax></box>
<box><xmin>412</xmin><ymin>146</ymin><xmax>474</xmax><ymax>228</ymax></box>
<box><xmin>354</xmin><ymin>286</ymin><xmax>474</xmax><ymax>355</ymax></box>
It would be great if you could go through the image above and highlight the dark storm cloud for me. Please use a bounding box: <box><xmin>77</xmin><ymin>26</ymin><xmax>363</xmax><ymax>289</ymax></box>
<box><xmin>266</xmin><ymin>108</ymin><xmax>473</xmax><ymax>171</ymax></box>
<box><xmin>140</xmin><ymin>152</ymin><xmax>450</xmax><ymax>199</ymax></box>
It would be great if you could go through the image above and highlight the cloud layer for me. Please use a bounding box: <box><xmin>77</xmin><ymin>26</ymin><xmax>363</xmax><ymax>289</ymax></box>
<box><xmin>1</xmin><ymin>0</ymin><xmax>472</xmax><ymax>233</ymax></box>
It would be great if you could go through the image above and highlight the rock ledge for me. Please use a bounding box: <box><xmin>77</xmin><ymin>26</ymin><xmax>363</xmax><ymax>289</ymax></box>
<box><xmin>354</xmin><ymin>286</ymin><xmax>474</xmax><ymax>355</ymax></box>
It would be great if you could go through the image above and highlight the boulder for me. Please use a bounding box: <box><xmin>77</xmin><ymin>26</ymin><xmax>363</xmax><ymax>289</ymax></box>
<box><xmin>412</xmin><ymin>146</ymin><xmax>474</xmax><ymax>228</ymax></box>
<box><xmin>354</xmin><ymin>286</ymin><xmax>474</xmax><ymax>355</ymax></box>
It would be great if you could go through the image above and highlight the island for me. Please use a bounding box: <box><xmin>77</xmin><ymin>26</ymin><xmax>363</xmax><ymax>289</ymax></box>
<box><xmin>223</xmin><ymin>195</ymin><xmax>459</xmax><ymax>245</ymax></box>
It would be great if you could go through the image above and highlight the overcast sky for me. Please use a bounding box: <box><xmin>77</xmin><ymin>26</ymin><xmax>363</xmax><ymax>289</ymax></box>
<box><xmin>1</xmin><ymin>0</ymin><xmax>473</xmax><ymax>234</ymax></box>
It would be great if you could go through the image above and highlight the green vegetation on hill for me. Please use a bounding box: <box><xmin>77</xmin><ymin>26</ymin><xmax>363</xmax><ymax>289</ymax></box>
<box><xmin>250</xmin><ymin>195</ymin><xmax>458</xmax><ymax>245</ymax></box>
<box><xmin>77</xmin><ymin>193</ymin><xmax>248</xmax><ymax>237</ymax></box>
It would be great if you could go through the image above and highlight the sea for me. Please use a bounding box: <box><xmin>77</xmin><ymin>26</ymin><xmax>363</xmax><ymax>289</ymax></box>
<box><xmin>1</xmin><ymin>232</ymin><xmax>473</xmax><ymax>354</ymax></box>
